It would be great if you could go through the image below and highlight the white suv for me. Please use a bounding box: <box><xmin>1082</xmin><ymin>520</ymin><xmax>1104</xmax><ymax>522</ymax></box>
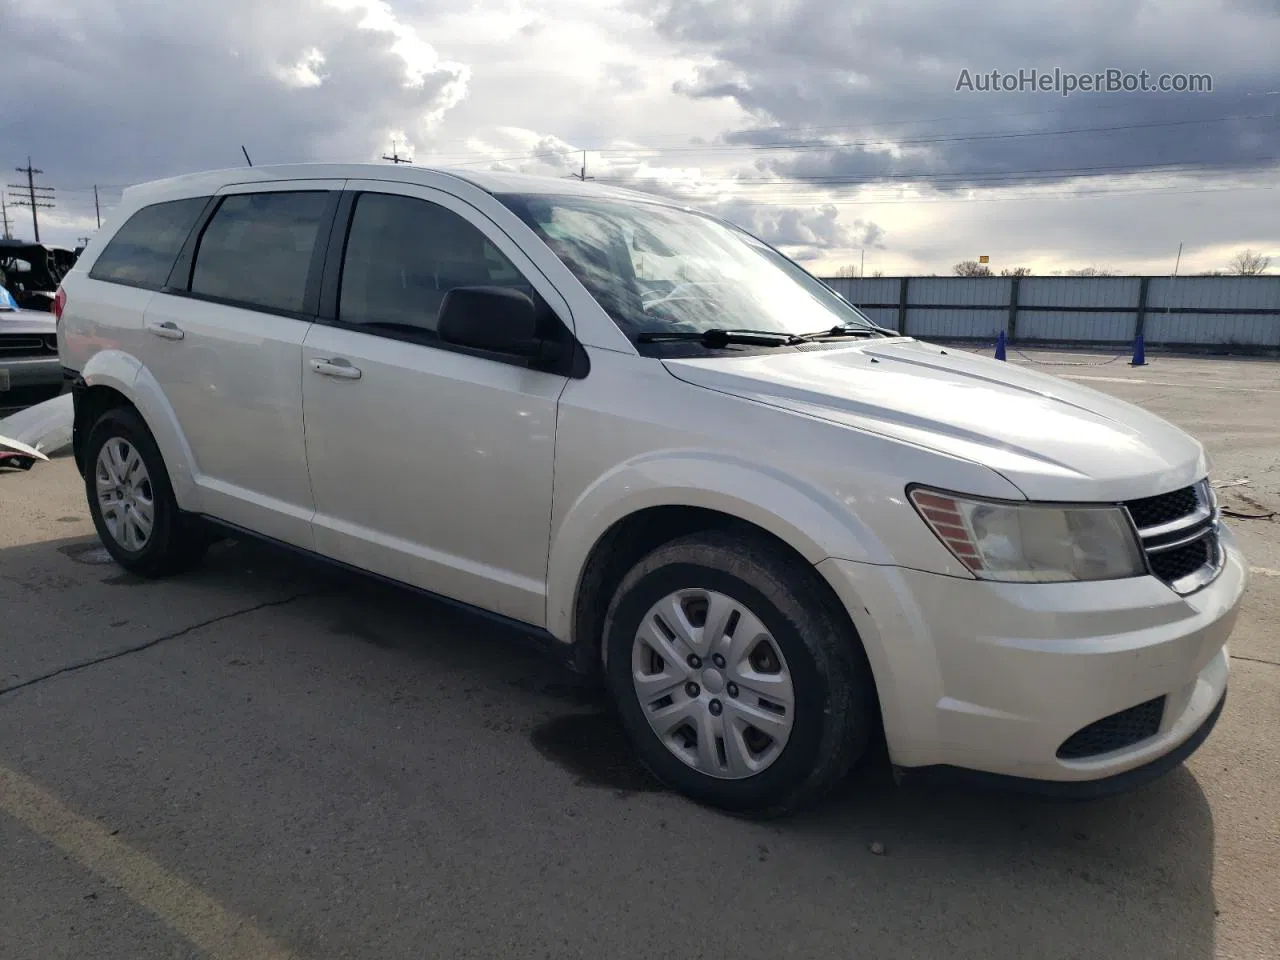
<box><xmin>56</xmin><ymin>164</ymin><xmax>1247</xmax><ymax>815</ymax></box>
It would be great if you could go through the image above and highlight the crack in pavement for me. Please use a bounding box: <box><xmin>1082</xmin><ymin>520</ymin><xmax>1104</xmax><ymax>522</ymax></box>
<box><xmin>6</xmin><ymin>581</ymin><xmax>1274</xmax><ymax>697</ymax></box>
<box><xmin>0</xmin><ymin>592</ymin><xmax>320</xmax><ymax>699</ymax></box>
<box><xmin>1232</xmin><ymin>655</ymin><xmax>1280</xmax><ymax>668</ymax></box>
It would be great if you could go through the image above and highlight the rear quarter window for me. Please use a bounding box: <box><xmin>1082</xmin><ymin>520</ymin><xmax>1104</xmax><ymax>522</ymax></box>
<box><xmin>88</xmin><ymin>197</ymin><xmax>210</xmax><ymax>289</ymax></box>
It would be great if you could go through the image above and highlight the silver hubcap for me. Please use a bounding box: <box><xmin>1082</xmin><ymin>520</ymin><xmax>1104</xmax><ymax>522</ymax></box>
<box><xmin>631</xmin><ymin>589</ymin><xmax>795</xmax><ymax>780</ymax></box>
<box><xmin>95</xmin><ymin>438</ymin><xmax>155</xmax><ymax>552</ymax></box>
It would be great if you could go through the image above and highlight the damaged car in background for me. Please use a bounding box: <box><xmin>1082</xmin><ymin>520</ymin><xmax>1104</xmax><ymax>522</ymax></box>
<box><xmin>0</xmin><ymin>239</ymin><xmax>78</xmax><ymax>312</ymax></box>
<box><xmin>0</xmin><ymin>281</ymin><xmax>64</xmax><ymax>417</ymax></box>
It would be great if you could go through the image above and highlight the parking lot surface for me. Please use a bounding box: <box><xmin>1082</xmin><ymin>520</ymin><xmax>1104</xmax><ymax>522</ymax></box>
<box><xmin>2</xmin><ymin>351</ymin><xmax>1278</xmax><ymax>960</ymax></box>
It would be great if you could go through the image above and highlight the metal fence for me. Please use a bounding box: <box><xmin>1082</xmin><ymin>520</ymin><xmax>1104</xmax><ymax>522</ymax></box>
<box><xmin>821</xmin><ymin>276</ymin><xmax>1280</xmax><ymax>352</ymax></box>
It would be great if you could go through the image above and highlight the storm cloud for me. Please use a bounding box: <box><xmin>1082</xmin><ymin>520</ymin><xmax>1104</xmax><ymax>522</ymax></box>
<box><xmin>0</xmin><ymin>0</ymin><xmax>468</xmax><ymax>233</ymax></box>
<box><xmin>639</xmin><ymin>0</ymin><xmax>1280</xmax><ymax>190</ymax></box>
<box><xmin>1</xmin><ymin>0</ymin><xmax>1276</xmax><ymax>272</ymax></box>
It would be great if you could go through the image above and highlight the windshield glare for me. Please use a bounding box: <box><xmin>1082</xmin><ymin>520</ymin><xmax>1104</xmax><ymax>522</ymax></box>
<box><xmin>498</xmin><ymin>193</ymin><xmax>877</xmax><ymax>342</ymax></box>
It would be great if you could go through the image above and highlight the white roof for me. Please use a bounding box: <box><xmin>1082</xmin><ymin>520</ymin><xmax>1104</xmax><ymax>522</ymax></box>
<box><xmin>120</xmin><ymin>162</ymin><xmax>680</xmax><ymax>209</ymax></box>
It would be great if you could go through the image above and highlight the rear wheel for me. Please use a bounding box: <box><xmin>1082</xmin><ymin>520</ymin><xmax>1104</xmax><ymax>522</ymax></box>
<box><xmin>84</xmin><ymin>407</ymin><xmax>209</xmax><ymax>577</ymax></box>
<box><xmin>602</xmin><ymin>529</ymin><xmax>876</xmax><ymax>817</ymax></box>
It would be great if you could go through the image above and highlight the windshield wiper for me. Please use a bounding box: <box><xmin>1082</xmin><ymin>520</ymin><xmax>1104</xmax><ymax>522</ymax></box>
<box><xmin>635</xmin><ymin>328</ymin><xmax>804</xmax><ymax>347</ymax></box>
<box><xmin>794</xmin><ymin>324</ymin><xmax>896</xmax><ymax>342</ymax></box>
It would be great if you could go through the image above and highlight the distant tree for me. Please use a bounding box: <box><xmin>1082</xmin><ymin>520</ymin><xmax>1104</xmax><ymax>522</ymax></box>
<box><xmin>871</xmin><ymin>269</ymin><xmax>885</xmax><ymax>277</ymax></box>
<box><xmin>1227</xmin><ymin>248</ymin><xmax>1271</xmax><ymax>275</ymax></box>
<box><xmin>1065</xmin><ymin>265</ymin><xmax>1117</xmax><ymax>277</ymax></box>
<box><xmin>953</xmin><ymin>260</ymin><xmax>993</xmax><ymax>277</ymax></box>
<box><xmin>834</xmin><ymin>264</ymin><xmax>860</xmax><ymax>278</ymax></box>
<box><xmin>1197</xmin><ymin>270</ymin><xmax>1225</xmax><ymax>276</ymax></box>
<box><xmin>1000</xmin><ymin>266</ymin><xmax>1032</xmax><ymax>277</ymax></box>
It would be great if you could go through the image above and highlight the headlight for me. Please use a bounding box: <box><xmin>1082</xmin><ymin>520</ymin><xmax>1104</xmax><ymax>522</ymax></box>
<box><xmin>909</xmin><ymin>487</ymin><xmax>1146</xmax><ymax>583</ymax></box>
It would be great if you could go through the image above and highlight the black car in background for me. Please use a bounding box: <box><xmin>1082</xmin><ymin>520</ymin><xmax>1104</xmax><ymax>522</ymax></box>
<box><xmin>0</xmin><ymin>239</ymin><xmax>78</xmax><ymax>312</ymax></box>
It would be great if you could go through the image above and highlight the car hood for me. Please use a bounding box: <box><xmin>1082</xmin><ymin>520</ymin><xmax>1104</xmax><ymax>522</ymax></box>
<box><xmin>0</xmin><ymin>308</ymin><xmax>56</xmax><ymax>336</ymax></box>
<box><xmin>662</xmin><ymin>338</ymin><xmax>1207</xmax><ymax>502</ymax></box>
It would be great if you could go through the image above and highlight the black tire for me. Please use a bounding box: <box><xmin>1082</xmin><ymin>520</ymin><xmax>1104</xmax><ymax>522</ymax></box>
<box><xmin>602</xmin><ymin>528</ymin><xmax>876</xmax><ymax>817</ymax></box>
<box><xmin>83</xmin><ymin>406</ymin><xmax>209</xmax><ymax>578</ymax></box>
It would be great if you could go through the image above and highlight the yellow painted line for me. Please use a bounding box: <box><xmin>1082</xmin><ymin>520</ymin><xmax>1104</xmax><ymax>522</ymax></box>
<box><xmin>0</xmin><ymin>765</ymin><xmax>298</xmax><ymax>960</ymax></box>
<box><xmin>1251</xmin><ymin>566</ymin><xmax>1280</xmax><ymax>577</ymax></box>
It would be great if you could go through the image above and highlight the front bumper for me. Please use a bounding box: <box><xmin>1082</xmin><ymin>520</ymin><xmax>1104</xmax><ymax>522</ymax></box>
<box><xmin>897</xmin><ymin>688</ymin><xmax>1226</xmax><ymax>798</ymax></box>
<box><xmin>817</xmin><ymin>524</ymin><xmax>1247</xmax><ymax>788</ymax></box>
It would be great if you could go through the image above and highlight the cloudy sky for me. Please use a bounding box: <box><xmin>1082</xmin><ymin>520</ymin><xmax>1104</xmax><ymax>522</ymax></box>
<box><xmin>2</xmin><ymin>0</ymin><xmax>1278</xmax><ymax>275</ymax></box>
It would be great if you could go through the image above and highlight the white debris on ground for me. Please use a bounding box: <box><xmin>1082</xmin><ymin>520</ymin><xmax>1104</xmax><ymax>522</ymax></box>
<box><xmin>0</xmin><ymin>393</ymin><xmax>73</xmax><ymax>458</ymax></box>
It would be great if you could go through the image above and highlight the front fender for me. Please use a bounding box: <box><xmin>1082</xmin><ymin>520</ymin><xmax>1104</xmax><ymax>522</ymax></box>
<box><xmin>79</xmin><ymin>350</ymin><xmax>202</xmax><ymax>511</ymax></box>
<box><xmin>544</xmin><ymin>450</ymin><xmax>893</xmax><ymax>644</ymax></box>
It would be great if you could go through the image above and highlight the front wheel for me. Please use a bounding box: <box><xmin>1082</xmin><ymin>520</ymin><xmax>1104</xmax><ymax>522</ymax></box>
<box><xmin>602</xmin><ymin>529</ymin><xmax>876</xmax><ymax>817</ymax></box>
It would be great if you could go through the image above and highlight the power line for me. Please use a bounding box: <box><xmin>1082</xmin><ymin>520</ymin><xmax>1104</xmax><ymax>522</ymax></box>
<box><xmin>425</xmin><ymin>111</ymin><xmax>1280</xmax><ymax>169</ymax></box>
<box><xmin>602</xmin><ymin>156</ymin><xmax>1280</xmax><ymax>187</ymax></box>
<box><xmin>685</xmin><ymin>182</ymin><xmax>1279</xmax><ymax>206</ymax></box>
<box><xmin>714</xmin><ymin>94</ymin><xmax>1280</xmax><ymax>142</ymax></box>
<box><xmin>28</xmin><ymin>101</ymin><xmax>1280</xmax><ymax>204</ymax></box>
<box><xmin>34</xmin><ymin>106</ymin><xmax>1280</xmax><ymax>227</ymax></box>
<box><xmin>448</xmin><ymin>150</ymin><xmax>564</xmax><ymax>167</ymax></box>
<box><xmin>58</xmin><ymin>184</ymin><xmax>127</xmax><ymax>193</ymax></box>
<box><xmin>599</xmin><ymin>112</ymin><xmax>1280</xmax><ymax>158</ymax></box>
<box><xmin>7</xmin><ymin>158</ymin><xmax>55</xmax><ymax>242</ymax></box>
<box><xmin>50</xmin><ymin>109</ymin><xmax>1276</xmax><ymax>197</ymax></box>
<box><xmin>422</xmin><ymin>90</ymin><xmax>1280</xmax><ymax>154</ymax></box>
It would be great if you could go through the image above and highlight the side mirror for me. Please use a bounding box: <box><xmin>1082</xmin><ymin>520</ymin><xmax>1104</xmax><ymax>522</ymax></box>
<box><xmin>437</xmin><ymin>286</ymin><xmax>541</xmax><ymax>357</ymax></box>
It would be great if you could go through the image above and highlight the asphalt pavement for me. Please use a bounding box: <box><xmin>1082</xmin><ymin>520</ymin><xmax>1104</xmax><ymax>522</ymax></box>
<box><xmin>1</xmin><ymin>352</ymin><xmax>1277</xmax><ymax>960</ymax></box>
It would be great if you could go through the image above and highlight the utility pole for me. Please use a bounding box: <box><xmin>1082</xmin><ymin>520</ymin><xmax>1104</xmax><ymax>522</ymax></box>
<box><xmin>382</xmin><ymin>140</ymin><xmax>412</xmax><ymax>164</ymax></box>
<box><xmin>93</xmin><ymin>185</ymin><xmax>101</xmax><ymax>229</ymax></box>
<box><xmin>1164</xmin><ymin>241</ymin><xmax>1183</xmax><ymax>323</ymax></box>
<box><xmin>8</xmin><ymin>158</ymin><xmax>55</xmax><ymax>242</ymax></box>
<box><xmin>566</xmin><ymin>151</ymin><xmax>594</xmax><ymax>182</ymax></box>
<box><xmin>0</xmin><ymin>193</ymin><xmax>11</xmax><ymax>239</ymax></box>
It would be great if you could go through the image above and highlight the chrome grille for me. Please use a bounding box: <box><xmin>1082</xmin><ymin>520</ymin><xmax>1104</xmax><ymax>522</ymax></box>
<box><xmin>1125</xmin><ymin>480</ymin><xmax>1222</xmax><ymax>595</ymax></box>
<box><xmin>1126</xmin><ymin>487</ymin><xmax>1198</xmax><ymax>529</ymax></box>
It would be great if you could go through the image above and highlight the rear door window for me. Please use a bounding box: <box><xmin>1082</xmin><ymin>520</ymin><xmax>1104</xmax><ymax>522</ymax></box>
<box><xmin>190</xmin><ymin>191</ymin><xmax>330</xmax><ymax>315</ymax></box>
<box><xmin>88</xmin><ymin>197</ymin><xmax>209</xmax><ymax>289</ymax></box>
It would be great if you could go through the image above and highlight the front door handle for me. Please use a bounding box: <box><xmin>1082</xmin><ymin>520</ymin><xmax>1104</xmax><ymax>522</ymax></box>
<box><xmin>147</xmin><ymin>320</ymin><xmax>184</xmax><ymax>341</ymax></box>
<box><xmin>309</xmin><ymin>357</ymin><xmax>362</xmax><ymax>380</ymax></box>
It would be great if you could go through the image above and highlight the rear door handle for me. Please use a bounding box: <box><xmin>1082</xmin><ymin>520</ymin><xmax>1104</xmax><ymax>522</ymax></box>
<box><xmin>147</xmin><ymin>320</ymin><xmax>184</xmax><ymax>341</ymax></box>
<box><xmin>309</xmin><ymin>357</ymin><xmax>362</xmax><ymax>380</ymax></box>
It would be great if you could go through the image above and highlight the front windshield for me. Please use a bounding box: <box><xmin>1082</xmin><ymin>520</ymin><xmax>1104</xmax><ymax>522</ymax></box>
<box><xmin>497</xmin><ymin>193</ymin><xmax>877</xmax><ymax>341</ymax></box>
